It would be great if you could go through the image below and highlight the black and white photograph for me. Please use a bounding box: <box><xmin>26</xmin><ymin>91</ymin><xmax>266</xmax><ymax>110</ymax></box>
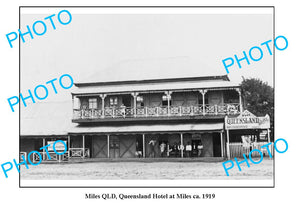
<box><xmin>1</xmin><ymin>1</ymin><xmax>300</xmax><ymax>212</ymax></box>
<box><xmin>19</xmin><ymin>7</ymin><xmax>275</xmax><ymax>187</ymax></box>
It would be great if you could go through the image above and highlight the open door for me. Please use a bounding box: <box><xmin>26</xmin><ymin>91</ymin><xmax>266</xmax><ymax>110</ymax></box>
<box><xmin>213</xmin><ymin>133</ymin><xmax>221</xmax><ymax>157</ymax></box>
<box><xmin>109</xmin><ymin>136</ymin><xmax>120</xmax><ymax>158</ymax></box>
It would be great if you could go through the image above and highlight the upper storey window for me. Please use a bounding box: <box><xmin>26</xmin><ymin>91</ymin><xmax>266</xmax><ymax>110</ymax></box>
<box><xmin>88</xmin><ymin>98</ymin><xmax>98</xmax><ymax>109</ymax></box>
<box><xmin>109</xmin><ymin>97</ymin><xmax>118</xmax><ymax>107</ymax></box>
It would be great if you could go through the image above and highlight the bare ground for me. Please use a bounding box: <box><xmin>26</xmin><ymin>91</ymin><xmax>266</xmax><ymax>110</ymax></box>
<box><xmin>20</xmin><ymin>158</ymin><xmax>273</xmax><ymax>180</ymax></box>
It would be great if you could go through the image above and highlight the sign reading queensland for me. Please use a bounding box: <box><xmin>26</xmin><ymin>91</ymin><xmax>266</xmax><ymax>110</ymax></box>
<box><xmin>225</xmin><ymin>110</ymin><xmax>270</xmax><ymax>130</ymax></box>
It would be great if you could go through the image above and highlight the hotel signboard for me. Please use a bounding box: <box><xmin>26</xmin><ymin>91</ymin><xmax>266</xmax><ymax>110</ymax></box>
<box><xmin>47</xmin><ymin>141</ymin><xmax>67</xmax><ymax>151</ymax></box>
<box><xmin>225</xmin><ymin>110</ymin><xmax>270</xmax><ymax>130</ymax></box>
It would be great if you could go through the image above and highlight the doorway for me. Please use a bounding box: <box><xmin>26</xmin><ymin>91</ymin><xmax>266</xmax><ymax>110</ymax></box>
<box><xmin>213</xmin><ymin>133</ymin><xmax>221</xmax><ymax>157</ymax></box>
<box><xmin>122</xmin><ymin>95</ymin><xmax>132</xmax><ymax>107</ymax></box>
<box><xmin>85</xmin><ymin>135</ymin><xmax>92</xmax><ymax>158</ymax></box>
<box><xmin>158</xmin><ymin>134</ymin><xmax>168</xmax><ymax>157</ymax></box>
<box><xmin>109</xmin><ymin>136</ymin><xmax>120</xmax><ymax>158</ymax></box>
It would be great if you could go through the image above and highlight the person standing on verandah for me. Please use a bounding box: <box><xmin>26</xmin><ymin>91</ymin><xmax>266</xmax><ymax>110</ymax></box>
<box><xmin>149</xmin><ymin>139</ymin><xmax>156</xmax><ymax>158</ymax></box>
<box><xmin>186</xmin><ymin>141</ymin><xmax>192</xmax><ymax>157</ymax></box>
<box><xmin>197</xmin><ymin>141</ymin><xmax>203</xmax><ymax>157</ymax></box>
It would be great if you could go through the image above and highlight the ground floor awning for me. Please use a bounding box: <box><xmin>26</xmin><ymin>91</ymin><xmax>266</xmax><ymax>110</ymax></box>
<box><xmin>68</xmin><ymin>123</ymin><xmax>224</xmax><ymax>134</ymax></box>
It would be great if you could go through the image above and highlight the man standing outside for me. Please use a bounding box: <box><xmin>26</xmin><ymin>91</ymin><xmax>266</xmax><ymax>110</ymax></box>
<box><xmin>197</xmin><ymin>140</ymin><xmax>203</xmax><ymax>157</ymax></box>
<box><xmin>149</xmin><ymin>139</ymin><xmax>156</xmax><ymax>158</ymax></box>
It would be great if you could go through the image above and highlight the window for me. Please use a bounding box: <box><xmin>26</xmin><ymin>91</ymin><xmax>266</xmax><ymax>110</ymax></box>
<box><xmin>109</xmin><ymin>97</ymin><xmax>118</xmax><ymax>107</ymax></box>
<box><xmin>88</xmin><ymin>98</ymin><xmax>97</xmax><ymax>109</ymax></box>
<box><xmin>80</xmin><ymin>98</ymin><xmax>88</xmax><ymax>109</ymax></box>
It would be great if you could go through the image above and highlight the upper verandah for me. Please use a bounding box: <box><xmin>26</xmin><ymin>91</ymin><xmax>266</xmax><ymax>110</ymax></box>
<box><xmin>71</xmin><ymin>58</ymin><xmax>242</xmax><ymax>122</ymax></box>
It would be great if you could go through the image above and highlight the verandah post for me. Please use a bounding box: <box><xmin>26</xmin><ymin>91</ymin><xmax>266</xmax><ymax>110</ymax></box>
<box><xmin>226</xmin><ymin>130</ymin><xmax>230</xmax><ymax>159</ymax></box>
<box><xmin>180</xmin><ymin>133</ymin><xmax>183</xmax><ymax>158</ymax></box>
<box><xmin>100</xmin><ymin>94</ymin><xmax>107</xmax><ymax>118</ymax></box>
<box><xmin>164</xmin><ymin>91</ymin><xmax>172</xmax><ymax>116</ymax></box>
<box><xmin>42</xmin><ymin>138</ymin><xmax>46</xmax><ymax>160</ymax></box>
<box><xmin>235</xmin><ymin>88</ymin><xmax>243</xmax><ymax>113</ymax></box>
<box><xmin>72</xmin><ymin>94</ymin><xmax>74</xmax><ymax>119</ymax></box>
<box><xmin>142</xmin><ymin>134</ymin><xmax>146</xmax><ymax>158</ymax></box>
<box><xmin>131</xmin><ymin>92</ymin><xmax>139</xmax><ymax>117</ymax></box>
<box><xmin>220</xmin><ymin>132</ymin><xmax>224</xmax><ymax>158</ymax></box>
<box><xmin>200</xmin><ymin>89</ymin><xmax>207</xmax><ymax>116</ymax></box>
<box><xmin>82</xmin><ymin>135</ymin><xmax>85</xmax><ymax>159</ymax></box>
<box><xmin>107</xmin><ymin>134</ymin><xmax>110</xmax><ymax>158</ymax></box>
<box><xmin>267</xmin><ymin>128</ymin><xmax>272</xmax><ymax>157</ymax></box>
<box><xmin>68</xmin><ymin>135</ymin><xmax>70</xmax><ymax>158</ymax></box>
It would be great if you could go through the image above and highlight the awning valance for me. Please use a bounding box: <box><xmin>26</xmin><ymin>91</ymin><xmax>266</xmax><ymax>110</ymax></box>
<box><xmin>68</xmin><ymin>123</ymin><xmax>224</xmax><ymax>134</ymax></box>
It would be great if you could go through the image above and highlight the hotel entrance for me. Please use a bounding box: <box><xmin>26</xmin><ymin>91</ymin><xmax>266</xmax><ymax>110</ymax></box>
<box><xmin>110</xmin><ymin>141</ymin><xmax>120</xmax><ymax>158</ymax></box>
<box><xmin>213</xmin><ymin>133</ymin><xmax>222</xmax><ymax>157</ymax></box>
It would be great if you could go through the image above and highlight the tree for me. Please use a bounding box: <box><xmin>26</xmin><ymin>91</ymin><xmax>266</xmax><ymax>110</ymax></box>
<box><xmin>240</xmin><ymin>77</ymin><xmax>274</xmax><ymax>140</ymax></box>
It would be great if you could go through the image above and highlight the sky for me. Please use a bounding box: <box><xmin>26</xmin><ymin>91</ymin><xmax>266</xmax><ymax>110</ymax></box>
<box><xmin>20</xmin><ymin>7</ymin><xmax>273</xmax><ymax>103</ymax></box>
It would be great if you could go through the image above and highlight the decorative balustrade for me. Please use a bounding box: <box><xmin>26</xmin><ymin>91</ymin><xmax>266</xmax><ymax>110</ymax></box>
<box><xmin>30</xmin><ymin>149</ymin><xmax>90</xmax><ymax>162</ymax></box>
<box><xmin>73</xmin><ymin>103</ymin><xmax>240</xmax><ymax>120</ymax></box>
<box><xmin>32</xmin><ymin>151</ymin><xmax>70</xmax><ymax>163</ymax></box>
<box><xmin>69</xmin><ymin>148</ymin><xmax>90</xmax><ymax>158</ymax></box>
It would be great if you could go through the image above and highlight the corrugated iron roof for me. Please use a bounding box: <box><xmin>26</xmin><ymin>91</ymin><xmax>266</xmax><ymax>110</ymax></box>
<box><xmin>20</xmin><ymin>57</ymin><xmax>235</xmax><ymax>136</ymax></box>
<box><xmin>21</xmin><ymin>101</ymin><xmax>76</xmax><ymax>136</ymax></box>
<box><xmin>77</xmin><ymin>57</ymin><xmax>222</xmax><ymax>84</ymax></box>
<box><xmin>72</xmin><ymin>79</ymin><xmax>239</xmax><ymax>95</ymax></box>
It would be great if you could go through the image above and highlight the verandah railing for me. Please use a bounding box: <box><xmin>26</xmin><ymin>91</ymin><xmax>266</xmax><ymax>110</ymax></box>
<box><xmin>69</xmin><ymin>148</ymin><xmax>90</xmax><ymax>158</ymax></box>
<box><xmin>30</xmin><ymin>148</ymin><xmax>90</xmax><ymax>163</ymax></box>
<box><xmin>73</xmin><ymin>103</ymin><xmax>240</xmax><ymax>120</ymax></box>
<box><xmin>31</xmin><ymin>151</ymin><xmax>69</xmax><ymax>163</ymax></box>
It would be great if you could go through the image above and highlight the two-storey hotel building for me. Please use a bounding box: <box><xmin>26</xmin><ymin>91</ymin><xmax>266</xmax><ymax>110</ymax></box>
<box><xmin>21</xmin><ymin>74</ymin><xmax>244</xmax><ymax>161</ymax></box>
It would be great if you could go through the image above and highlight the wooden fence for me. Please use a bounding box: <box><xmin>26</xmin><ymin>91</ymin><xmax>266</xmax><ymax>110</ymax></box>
<box><xmin>229</xmin><ymin>142</ymin><xmax>274</xmax><ymax>158</ymax></box>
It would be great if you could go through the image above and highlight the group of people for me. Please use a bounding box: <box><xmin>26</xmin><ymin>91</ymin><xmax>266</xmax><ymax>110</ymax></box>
<box><xmin>147</xmin><ymin>140</ymin><xmax>204</xmax><ymax>158</ymax></box>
